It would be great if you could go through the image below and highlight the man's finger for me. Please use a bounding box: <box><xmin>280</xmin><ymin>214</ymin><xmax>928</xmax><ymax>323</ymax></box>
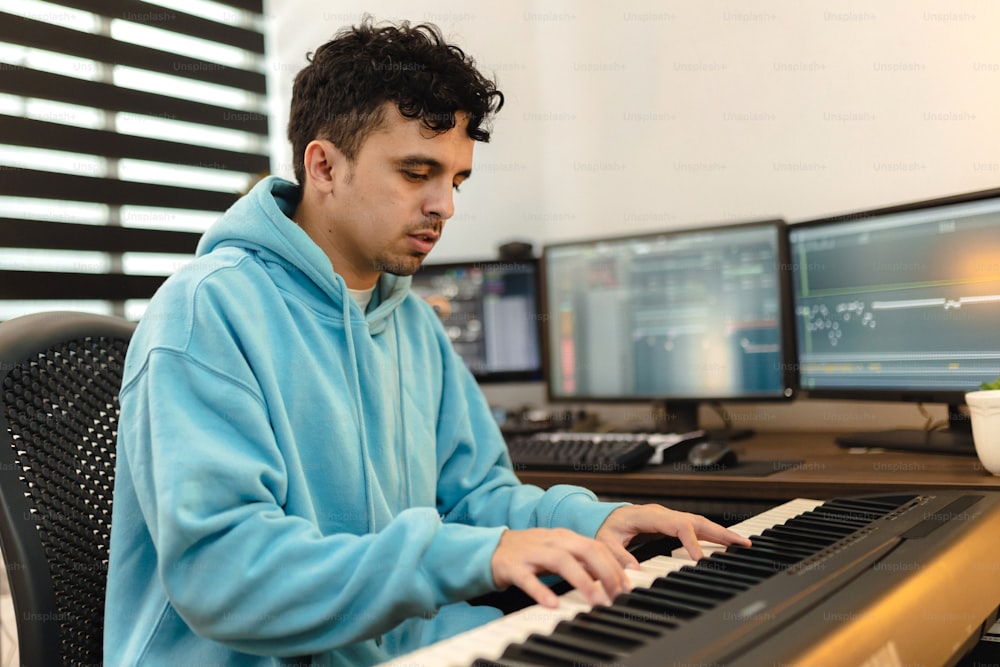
<box><xmin>514</xmin><ymin>572</ymin><xmax>560</xmax><ymax>608</ymax></box>
<box><xmin>603</xmin><ymin>539</ymin><xmax>641</xmax><ymax>571</ymax></box>
<box><xmin>675</xmin><ymin>523</ymin><xmax>705</xmax><ymax>560</ymax></box>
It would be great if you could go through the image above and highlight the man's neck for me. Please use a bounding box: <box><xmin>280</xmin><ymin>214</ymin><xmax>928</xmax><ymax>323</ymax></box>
<box><xmin>292</xmin><ymin>191</ymin><xmax>378</xmax><ymax>290</ymax></box>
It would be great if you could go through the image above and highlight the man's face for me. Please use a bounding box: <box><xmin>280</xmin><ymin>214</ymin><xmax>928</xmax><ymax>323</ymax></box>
<box><xmin>314</xmin><ymin>104</ymin><xmax>475</xmax><ymax>289</ymax></box>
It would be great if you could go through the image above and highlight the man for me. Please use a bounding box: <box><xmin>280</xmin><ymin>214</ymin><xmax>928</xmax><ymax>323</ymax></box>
<box><xmin>104</xmin><ymin>18</ymin><xmax>748</xmax><ymax>666</ymax></box>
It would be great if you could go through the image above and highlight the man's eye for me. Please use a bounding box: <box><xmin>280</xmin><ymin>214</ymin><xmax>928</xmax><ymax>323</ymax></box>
<box><xmin>453</xmin><ymin>182</ymin><xmax>463</xmax><ymax>193</ymax></box>
<box><xmin>403</xmin><ymin>171</ymin><xmax>428</xmax><ymax>181</ymax></box>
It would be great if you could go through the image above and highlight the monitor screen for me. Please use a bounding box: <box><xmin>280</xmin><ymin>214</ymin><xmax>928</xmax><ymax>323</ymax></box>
<box><xmin>410</xmin><ymin>259</ymin><xmax>543</xmax><ymax>383</ymax></box>
<box><xmin>542</xmin><ymin>220</ymin><xmax>795</xmax><ymax>433</ymax></box>
<box><xmin>788</xmin><ymin>187</ymin><xmax>1000</xmax><ymax>453</ymax></box>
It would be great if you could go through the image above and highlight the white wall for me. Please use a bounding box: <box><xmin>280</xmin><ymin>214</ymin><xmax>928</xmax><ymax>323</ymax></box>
<box><xmin>264</xmin><ymin>0</ymin><xmax>1000</xmax><ymax>433</ymax></box>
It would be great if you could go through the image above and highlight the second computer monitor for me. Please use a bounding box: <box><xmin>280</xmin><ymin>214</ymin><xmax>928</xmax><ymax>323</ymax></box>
<box><xmin>542</xmin><ymin>219</ymin><xmax>795</xmax><ymax>431</ymax></box>
<box><xmin>787</xmin><ymin>187</ymin><xmax>1000</xmax><ymax>453</ymax></box>
<box><xmin>410</xmin><ymin>259</ymin><xmax>543</xmax><ymax>383</ymax></box>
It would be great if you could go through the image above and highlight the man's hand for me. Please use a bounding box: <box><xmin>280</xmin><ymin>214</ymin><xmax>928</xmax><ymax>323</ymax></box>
<box><xmin>596</xmin><ymin>504</ymin><xmax>752</xmax><ymax>565</ymax></box>
<box><xmin>490</xmin><ymin>528</ymin><xmax>633</xmax><ymax>608</ymax></box>
<box><xmin>489</xmin><ymin>507</ymin><xmax>750</xmax><ymax>609</ymax></box>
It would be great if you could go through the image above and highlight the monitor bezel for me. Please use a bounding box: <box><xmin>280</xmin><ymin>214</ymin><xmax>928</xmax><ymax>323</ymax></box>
<box><xmin>788</xmin><ymin>185</ymin><xmax>1000</xmax><ymax>407</ymax></box>
<box><xmin>412</xmin><ymin>257</ymin><xmax>544</xmax><ymax>384</ymax></box>
<box><xmin>539</xmin><ymin>218</ymin><xmax>798</xmax><ymax>407</ymax></box>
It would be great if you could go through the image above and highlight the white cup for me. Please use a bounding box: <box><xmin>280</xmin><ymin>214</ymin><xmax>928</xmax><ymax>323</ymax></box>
<box><xmin>966</xmin><ymin>389</ymin><xmax>1000</xmax><ymax>475</ymax></box>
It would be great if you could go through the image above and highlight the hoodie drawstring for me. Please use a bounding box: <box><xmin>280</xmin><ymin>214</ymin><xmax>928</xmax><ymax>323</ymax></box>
<box><xmin>342</xmin><ymin>294</ymin><xmax>377</xmax><ymax>534</ymax></box>
<box><xmin>393</xmin><ymin>314</ymin><xmax>414</xmax><ymax>507</ymax></box>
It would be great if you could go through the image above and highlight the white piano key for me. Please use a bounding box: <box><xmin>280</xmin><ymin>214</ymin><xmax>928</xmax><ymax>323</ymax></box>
<box><xmin>625</xmin><ymin>554</ymin><xmax>694</xmax><ymax>589</ymax></box>
<box><xmin>376</xmin><ymin>557</ymin><xmax>693</xmax><ymax>667</ymax></box>
<box><xmin>672</xmin><ymin>497</ymin><xmax>824</xmax><ymax>559</ymax></box>
<box><xmin>378</xmin><ymin>591</ymin><xmax>589</xmax><ymax>667</ymax></box>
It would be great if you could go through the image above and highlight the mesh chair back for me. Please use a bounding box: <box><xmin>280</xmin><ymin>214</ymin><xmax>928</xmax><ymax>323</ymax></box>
<box><xmin>0</xmin><ymin>311</ymin><xmax>135</xmax><ymax>667</ymax></box>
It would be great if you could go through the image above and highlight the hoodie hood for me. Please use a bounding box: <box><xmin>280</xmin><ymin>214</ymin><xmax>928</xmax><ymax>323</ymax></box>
<box><xmin>198</xmin><ymin>175</ymin><xmax>411</xmax><ymax>334</ymax></box>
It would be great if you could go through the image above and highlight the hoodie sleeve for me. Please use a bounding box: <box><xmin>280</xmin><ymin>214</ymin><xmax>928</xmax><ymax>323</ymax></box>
<box><xmin>432</xmin><ymin>340</ymin><xmax>627</xmax><ymax>539</ymax></box>
<box><xmin>119</xmin><ymin>345</ymin><xmax>507</xmax><ymax>656</ymax></box>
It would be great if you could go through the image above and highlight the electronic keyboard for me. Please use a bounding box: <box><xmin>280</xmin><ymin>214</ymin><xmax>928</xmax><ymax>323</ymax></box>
<box><xmin>379</xmin><ymin>491</ymin><xmax>1000</xmax><ymax>666</ymax></box>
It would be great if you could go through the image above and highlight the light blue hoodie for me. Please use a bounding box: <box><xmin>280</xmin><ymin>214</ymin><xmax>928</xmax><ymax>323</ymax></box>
<box><xmin>104</xmin><ymin>176</ymin><xmax>623</xmax><ymax>666</ymax></box>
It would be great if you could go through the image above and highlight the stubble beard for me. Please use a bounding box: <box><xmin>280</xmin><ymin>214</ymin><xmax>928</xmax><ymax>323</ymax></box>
<box><xmin>377</xmin><ymin>218</ymin><xmax>443</xmax><ymax>276</ymax></box>
<box><xmin>375</xmin><ymin>253</ymin><xmax>425</xmax><ymax>277</ymax></box>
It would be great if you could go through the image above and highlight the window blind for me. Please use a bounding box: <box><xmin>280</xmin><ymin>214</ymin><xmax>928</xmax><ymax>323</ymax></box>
<box><xmin>0</xmin><ymin>0</ymin><xmax>269</xmax><ymax>320</ymax></box>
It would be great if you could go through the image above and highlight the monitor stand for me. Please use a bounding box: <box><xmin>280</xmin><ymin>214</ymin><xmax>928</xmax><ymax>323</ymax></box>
<box><xmin>649</xmin><ymin>400</ymin><xmax>755</xmax><ymax>441</ymax></box>
<box><xmin>834</xmin><ymin>404</ymin><xmax>977</xmax><ymax>456</ymax></box>
<box><xmin>650</xmin><ymin>400</ymin><xmax>700</xmax><ymax>434</ymax></box>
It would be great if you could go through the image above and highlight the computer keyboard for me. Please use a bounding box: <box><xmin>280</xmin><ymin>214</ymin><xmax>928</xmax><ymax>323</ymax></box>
<box><xmin>505</xmin><ymin>431</ymin><xmax>704</xmax><ymax>473</ymax></box>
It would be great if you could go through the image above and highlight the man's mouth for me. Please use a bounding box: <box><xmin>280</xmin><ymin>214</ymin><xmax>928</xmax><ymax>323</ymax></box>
<box><xmin>408</xmin><ymin>232</ymin><xmax>439</xmax><ymax>254</ymax></box>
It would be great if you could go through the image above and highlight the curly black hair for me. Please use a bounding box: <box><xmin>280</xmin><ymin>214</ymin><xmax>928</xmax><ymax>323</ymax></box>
<box><xmin>287</xmin><ymin>17</ymin><xmax>505</xmax><ymax>185</ymax></box>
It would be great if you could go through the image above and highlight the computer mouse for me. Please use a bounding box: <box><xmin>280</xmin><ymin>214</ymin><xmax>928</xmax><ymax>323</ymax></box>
<box><xmin>687</xmin><ymin>440</ymin><xmax>738</xmax><ymax>470</ymax></box>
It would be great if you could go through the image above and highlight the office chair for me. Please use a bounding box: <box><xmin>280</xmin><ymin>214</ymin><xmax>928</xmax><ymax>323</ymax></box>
<box><xmin>0</xmin><ymin>311</ymin><xmax>135</xmax><ymax>666</ymax></box>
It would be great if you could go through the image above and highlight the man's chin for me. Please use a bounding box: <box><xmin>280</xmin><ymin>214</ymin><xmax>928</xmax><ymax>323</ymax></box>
<box><xmin>376</xmin><ymin>255</ymin><xmax>425</xmax><ymax>277</ymax></box>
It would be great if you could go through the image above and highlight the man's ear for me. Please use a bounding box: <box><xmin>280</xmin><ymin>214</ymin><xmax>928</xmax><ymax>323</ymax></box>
<box><xmin>301</xmin><ymin>139</ymin><xmax>347</xmax><ymax>194</ymax></box>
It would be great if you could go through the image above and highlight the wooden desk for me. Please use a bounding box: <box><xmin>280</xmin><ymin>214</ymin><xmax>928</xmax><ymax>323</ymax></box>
<box><xmin>515</xmin><ymin>432</ymin><xmax>1000</xmax><ymax>520</ymax></box>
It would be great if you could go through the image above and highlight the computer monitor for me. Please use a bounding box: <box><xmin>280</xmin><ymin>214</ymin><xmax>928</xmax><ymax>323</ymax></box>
<box><xmin>788</xmin><ymin>187</ymin><xmax>1000</xmax><ymax>454</ymax></box>
<box><xmin>542</xmin><ymin>219</ymin><xmax>796</xmax><ymax>436</ymax></box>
<box><xmin>410</xmin><ymin>259</ymin><xmax>543</xmax><ymax>383</ymax></box>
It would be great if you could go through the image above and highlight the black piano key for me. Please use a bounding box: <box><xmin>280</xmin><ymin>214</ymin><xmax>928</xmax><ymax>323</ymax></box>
<box><xmin>671</xmin><ymin>567</ymin><xmax>752</xmax><ymax>588</ymax></box>
<box><xmin>789</xmin><ymin>512</ymin><xmax>859</xmax><ymax>531</ymax></box>
<box><xmin>616</xmin><ymin>589</ymin><xmax>704</xmax><ymax>618</ymax></box>
<box><xmin>668</xmin><ymin>569</ymin><xmax>752</xmax><ymax>598</ymax></box>
<box><xmin>689</xmin><ymin>564</ymin><xmax>766</xmax><ymax>587</ymax></box>
<box><xmin>814</xmin><ymin>504</ymin><xmax>883</xmax><ymax>523</ymax></box>
<box><xmin>703</xmin><ymin>551</ymin><xmax>786</xmax><ymax>577</ymax></box>
<box><xmin>678</xmin><ymin>563</ymin><xmax>761</xmax><ymax>588</ymax></box>
<box><xmin>492</xmin><ymin>644</ymin><xmax>568</xmax><ymax>667</ymax></box>
<box><xmin>595</xmin><ymin>602</ymin><xmax>682</xmax><ymax>630</ymax></box>
<box><xmin>774</xmin><ymin>519</ymin><xmax>849</xmax><ymax>540</ymax></box>
<box><xmin>760</xmin><ymin>525</ymin><xmax>840</xmax><ymax>547</ymax></box>
<box><xmin>501</xmin><ymin>631</ymin><xmax>621</xmax><ymax>666</ymax></box>
<box><xmin>784</xmin><ymin>517</ymin><xmax>856</xmax><ymax>539</ymax></box>
<box><xmin>548</xmin><ymin>618</ymin><xmax>645</xmax><ymax>652</ymax></box>
<box><xmin>637</xmin><ymin>583</ymin><xmax>718</xmax><ymax>610</ymax></box>
<box><xmin>741</xmin><ymin>535</ymin><xmax>817</xmax><ymax>559</ymax></box>
<box><xmin>718</xmin><ymin>549</ymin><xmax>791</xmax><ymax>571</ymax></box>
<box><xmin>800</xmin><ymin>509</ymin><xmax>870</xmax><ymax>529</ymax></box>
<box><xmin>822</xmin><ymin>498</ymin><xmax>899</xmax><ymax>518</ymax></box>
<box><xmin>725</xmin><ymin>543</ymin><xmax>803</xmax><ymax>565</ymax></box>
<box><xmin>573</xmin><ymin>608</ymin><xmax>664</xmax><ymax>638</ymax></box>
<box><xmin>802</xmin><ymin>517</ymin><xmax>869</xmax><ymax>533</ymax></box>
<box><xmin>651</xmin><ymin>572</ymin><xmax>741</xmax><ymax>600</ymax></box>
<box><xmin>744</xmin><ymin>537</ymin><xmax>815</xmax><ymax>557</ymax></box>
